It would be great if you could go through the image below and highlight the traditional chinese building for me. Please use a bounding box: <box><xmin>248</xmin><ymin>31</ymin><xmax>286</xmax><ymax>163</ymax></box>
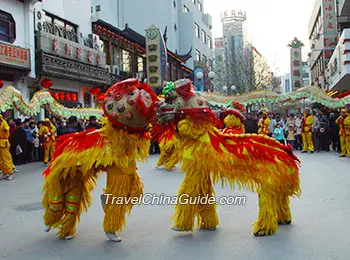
<box><xmin>92</xmin><ymin>20</ymin><xmax>193</xmax><ymax>85</ymax></box>
<box><xmin>324</xmin><ymin>0</ymin><xmax>350</xmax><ymax>92</ymax></box>
<box><xmin>0</xmin><ymin>0</ymin><xmax>42</xmax><ymax>119</ymax></box>
<box><xmin>308</xmin><ymin>0</ymin><xmax>338</xmax><ymax>90</ymax></box>
<box><xmin>33</xmin><ymin>0</ymin><xmax>108</xmax><ymax>112</ymax></box>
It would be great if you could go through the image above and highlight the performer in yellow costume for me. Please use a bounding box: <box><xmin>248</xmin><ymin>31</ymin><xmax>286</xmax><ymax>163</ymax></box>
<box><xmin>0</xmin><ymin>115</ymin><xmax>15</xmax><ymax>181</ymax></box>
<box><xmin>154</xmin><ymin>82</ymin><xmax>182</xmax><ymax>171</ymax></box>
<box><xmin>301</xmin><ymin>108</ymin><xmax>314</xmax><ymax>153</ymax></box>
<box><xmin>220</xmin><ymin>102</ymin><xmax>246</xmax><ymax>135</ymax></box>
<box><xmin>156</xmin><ymin>79</ymin><xmax>301</xmax><ymax>236</ymax></box>
<box><xmin>39</xmin><ymin>118</ymin><xmax>56</xmax><ymax>164</ymax></box>
<box><xmin>257</xmin><ymin>106</ymin><xmax>270</xmax><ymax>135</ymax></box>
<box><xmin>42</xmin><ymin>79</ymin><xmax>158</xmax><ymax>242</ymax></box>
<box><xmin>336</xmin><ymin>108</ymin><xmax>350</xmax><ymax>157</ymax></box>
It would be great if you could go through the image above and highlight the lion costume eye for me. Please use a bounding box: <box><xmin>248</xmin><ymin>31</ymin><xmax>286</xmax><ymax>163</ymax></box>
<box><xmin>107</xmin><ymin>101</ymin><xmax>114</xmax><ymax>110</ymax></box>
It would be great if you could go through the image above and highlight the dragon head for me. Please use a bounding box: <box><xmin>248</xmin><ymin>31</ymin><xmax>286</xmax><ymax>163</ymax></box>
<box><xmin>102</xmin><ymin>78</ymin><xmax>158</xmax><ymax>132</ymax></box>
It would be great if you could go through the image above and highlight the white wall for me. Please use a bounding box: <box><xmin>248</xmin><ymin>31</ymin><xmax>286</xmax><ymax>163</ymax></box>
<box><xmin>33</xmin><ymin>0</ymin><xmax>93</xmax><ymax>37</ymax></box>
<box><xmin>120</xmin><ymin>0</ymin><xmax>178</xmax><ymax>52</ymax></box>
<box><xmin>91</xmin><ymin>0</ymin><xmax>120</xmax><ymax>28</ymax></box>
<box><xmin>180</xmin><ymin>0</ymin><xmax>214</xmax><ymax>66</ymax></box>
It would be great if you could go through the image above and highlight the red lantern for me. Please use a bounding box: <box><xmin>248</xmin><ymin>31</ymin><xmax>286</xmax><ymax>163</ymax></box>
<box><xmin>54</xmin><ymin>92</ymin><xmax>59</xmax><ymax>100</ymax></box>
<box><xmin>97</xmin><ymin>93</ymin><xmax>105</xmax><ymax>102</ymax></box>
<box><xmin>71</xmin><ymin>93</ymin><xmax>77</xmax><ymax>101</ymax></box>
<box><xmin>0</xmin><ymin>80</ymin><xmax>4</xmax><ymax>89</ymax></box>
<box><xmin>40</xmin><ymin>78</ymin><xmax>53</xmax><ymax>89</ymax></box>
<box><xmin>65</xmin><ymin>93</ymin><xmax>71</xmax><ymax>101</ymax></box>
<box><xmin>90</xmin><ymin>87</ymin><xmax>101</xmax><ymax>95</ymax></box>
<box><xmin>59</xmin><ymin>92</ymin><xmax>65</xmax><ymax>100</ymax></box>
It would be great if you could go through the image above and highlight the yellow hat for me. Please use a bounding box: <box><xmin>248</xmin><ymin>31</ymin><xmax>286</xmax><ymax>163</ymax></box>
<box><xmin>44</xmin><ymin>118</ymin><xmax>50</xmax><ymax>122</ymax></box>
<box><xmin>341</xmin><ymin>109</ymin><xmax>347</xmax><ymax>113</ymax></box>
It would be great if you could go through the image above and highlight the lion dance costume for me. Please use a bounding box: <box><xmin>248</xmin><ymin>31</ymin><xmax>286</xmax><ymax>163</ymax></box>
<box><xmin>0</xmin><ymin>115</ymin><xmax>15</xmax><ymax>180</ymax></box>
<box><xmin>155</xmin><ymin>82</ymin><xmax>182</xmax><ymax>171</ymax></box>
<box><xmin>39</xmin><ymin>118</ymin><xmax>56</xmax><ymax>164</ymax></box>
<box><xmin>42</xmin><ymin>79</ymin><xmax>158</xmax><ymax>242</ymax></box>
<box><xmin>301</xmin><ymin>108</ymin><xmax>314</xmax><ymax>153</ymax></box>
<box><xmin>336</xmin><ymin>108</ymin><xmax>350</xmax><ymax>157</ymax></box>
<box><xmin>155</xmin><ymin>79</ymin><xmax>301</xmax><ymax>236</ymax></box>
<box><xmin>257</xmin><ymin>105</ymin><xmax>270</xmax><ymax>135</ymax></box>
<box><xmin>220</xmin><ymin>102</ymin><xmax>246</xmax><ymax>135</ymax></box>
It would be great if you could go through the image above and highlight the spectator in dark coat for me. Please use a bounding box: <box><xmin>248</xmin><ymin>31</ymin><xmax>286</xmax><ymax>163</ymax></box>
<box><xmin>85</xmin><ymin>116</ymin><xmax>101</xmax><ymax>130</ymax></box>
<box><xmin>59</xmin><ymin>116</ymin><xmax>80</xmax><ymax>136</ymax></box>
<box><xmin>12</xmin><ymin>119</ymin><xmax>27</xmax><ymax>165</ymax></box>
<box><xmin>244</xmin><ymin>113</ymin><xmax>259</xmax><ymax>133</ymax></box>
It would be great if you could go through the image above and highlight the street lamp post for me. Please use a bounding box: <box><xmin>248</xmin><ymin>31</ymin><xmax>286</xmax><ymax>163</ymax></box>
<box><xmin>231</xmin><ymin>85</ymin><xmax>236</xmax><ymax>94</ymax></box>
<box><xmin>208</xmin><ymin>71</ymin><xmax>216</xmax><ymax>92</ymax></box>
<box><xmin>195</xmin><ymin>71</ymin><xmax>203</xmax><ymax>91</ymax></box>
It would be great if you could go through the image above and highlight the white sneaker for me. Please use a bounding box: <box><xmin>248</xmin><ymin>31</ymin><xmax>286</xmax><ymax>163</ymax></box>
<box><xmin>14</xmin><ymin>169</ymin><xmax>19</xmax><ymax>173</ymax></box>
<box><xmin>44</xmin><ymin>225</ymin><xmax>51</xmax><ymax>232</ymax></box>
<box><xmin>6</xmin><ymin>175</ymin><xmax>14</xmax><ymax>180</ymax></box>
<box><xmin>105</xmin><ymin>232</ymin><xmax>122</xmax><ymax>242</ymax></box>
<box><xmin>64</xmin><ymin>235</ymin><xmax>75</xmax><ymax>240</ymax></box>
<box><xmin>0</xmin><ymin>173</ymin><xmax>8</xmax><ymax>180</ymax></box>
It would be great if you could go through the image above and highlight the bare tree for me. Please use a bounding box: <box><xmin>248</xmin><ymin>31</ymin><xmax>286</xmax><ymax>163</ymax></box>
<box><xmin>225</xmin><ymin>44</ymin><xmax>272</xmax><ymax>93</ymax></box>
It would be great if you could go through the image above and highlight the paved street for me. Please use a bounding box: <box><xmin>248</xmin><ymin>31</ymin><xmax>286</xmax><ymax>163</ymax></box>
<box><xmin>0</xmin><ymin>152</ymin><xmax>350</xmax><ymax>260</ymax></box>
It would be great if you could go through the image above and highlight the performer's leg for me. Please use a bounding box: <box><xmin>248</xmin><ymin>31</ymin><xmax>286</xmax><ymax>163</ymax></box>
<box><xmin>307</xmin><ymin>132</ymin><xmax>314</xmax><ymax>152</ymax></box>
<box><xmin>253</xmin><ymin>191</ymin><xmax>278</xmax><ymax>236</ymax></box>
<box><xmin>49</xmin><ymin>141</ymin><xmax>55</xmax><ymax>161</ymax></box>
<box><xmin>276</xmin><ymin>194</ymin><xmax>292</xmax><ymax>225</ymax></box>
<box><xmin>301</xmin><ymin>133</ymin><xmax>307</xmax><ymax>152</ymax></box>
<box><xmin>197</xmin><ymin>178</ymin><xmax>219</xmax><ymax>230</ymax></box>
<box><xmin>340</xmin><ymin>135</ymin><xmax>346</xmax><ymax>156</ymax></box>
<box><xmin>346</xmin><ymin>136</ymin><xmax>350</xmax><ymax>157</ymax></box>
<box><xmin>57</xmin><ymin>181</ymin><xmax>83</xmax><ymax>239</ymax></box>
<box><xmin>0</xmin><ymin>147</ymin><xmax>14</xmax><ymax>179</ymax></box>
<box><xmin>43</xmin><ymin>143</ymin><xmax>49</xmax><ymax>163</ymax></box>
<box><xmin>42</xmin><ymin>174</ymin><xmax>64</xmax><ymax>229</ymax></box>
<box><xmin>103</xmin><ymin>165</ymin><xmax>143</xmax><ymax>238</ymax></box>
<box><xmin>172</xmin><ymin>167</ymin><xmax>216</xmax><ymax>231</ymax></box>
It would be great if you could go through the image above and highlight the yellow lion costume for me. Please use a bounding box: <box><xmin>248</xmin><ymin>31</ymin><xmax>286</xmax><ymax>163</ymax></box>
<box><xmin>41</xmin><ymin>79</ymin><xmax>158</xmax><ymax>242</ymax></box>
<box><xmin>156</xmin><ymin>79</ymin><xmax>301</xmax><ymax>236</ymax></box>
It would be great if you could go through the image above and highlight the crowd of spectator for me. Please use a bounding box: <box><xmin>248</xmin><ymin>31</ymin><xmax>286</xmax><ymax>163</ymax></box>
<box><xmin>4</xmin><ymin>115</ymin><xmax>101</xmax><ymax>165</ymax></box>
<box><xmin>243</xmin><ymin>110</ymin><xmax>342</xmax><ymax>153</ymax></box>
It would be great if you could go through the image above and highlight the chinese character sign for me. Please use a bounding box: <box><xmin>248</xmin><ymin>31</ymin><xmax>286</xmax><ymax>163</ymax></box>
<box><xmin>290</xmin><ymin>47</ymin><xmax>302</xmax><ymax>90</ymax></box>
<box><xmin>323</xmin><ymin>0</ymin><xmax>338</xmax><ymax>60</ymax></box>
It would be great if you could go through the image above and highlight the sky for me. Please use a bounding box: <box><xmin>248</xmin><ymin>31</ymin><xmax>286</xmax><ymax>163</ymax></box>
<box><xmin>205</xmin><ymin>0</ymin><xmax>316</xmax><ymax>75</ymax></box>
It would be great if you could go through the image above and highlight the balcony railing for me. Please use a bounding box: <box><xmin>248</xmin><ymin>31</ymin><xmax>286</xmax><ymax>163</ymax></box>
<box><xmin>40</xmin><ymin>22</ymin><xmax>95</xmax><ymax>49</ymax></box>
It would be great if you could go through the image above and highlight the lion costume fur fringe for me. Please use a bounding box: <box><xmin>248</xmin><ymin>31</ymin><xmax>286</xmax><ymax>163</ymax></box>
<box><xmin>168</xmin><ymin>116</ymin><xmax>301</xmax><ymax>236</ymax></box>
<box><xmin>42</xmin><ymin>117</ymin><xmax>150</xmax><ymax>239</ymax></box>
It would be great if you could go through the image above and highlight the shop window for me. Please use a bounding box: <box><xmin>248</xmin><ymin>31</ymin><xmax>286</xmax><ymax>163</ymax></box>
<box><xmin>138</xmin><ymin>56</ymin><xmax>144</xmax><ymax>72</ymax></box>
<box><xmin>197</xmin><ymin>1</ymin><xmax>202</xmax><ymax>12</ymax></box>
<box><xmin>202</xmin><ymin>54</ymin><xmax>207</xmax><ymax>64</ymax></box>
<box><xmin>0</xmin><ymin>10</ymin><xmax>16</xmax><ymax>43</ymax></box>
<box><xmin>201</xmin><ymin>30</ymin><xmax>206</xmax><ymax>44</ymax></box>
<box><xmin>207</xmin><ymin>36</ymin><xmax>212</xmax><ymax>49</ymax></box>
<box><xmin>195</xmin><ymin>49</ymin><xmax>201</xmax><ymax>61</ymax></box>
<box><xmin>194</xmin><ymin>23</ymin><xmax>200</xmax><ymax>38</ymax></box>
<box><xmin>121</xmin><ymin>50</ymin><xmax>130</xmax><ymax>72</ymax></box>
